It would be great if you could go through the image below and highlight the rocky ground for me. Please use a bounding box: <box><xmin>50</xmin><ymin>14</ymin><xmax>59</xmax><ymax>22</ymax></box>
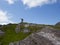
<box><xmin>9</xmin><ymin>26</ymin><xmax>60</xmax><ymax>45</ymax></box>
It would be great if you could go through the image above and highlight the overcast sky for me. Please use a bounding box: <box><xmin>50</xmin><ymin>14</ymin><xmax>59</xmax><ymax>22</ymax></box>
<box><xmin>0</xmin><ymin>0</ymin><xmax>60</xmax><ymax>25</ymax></box>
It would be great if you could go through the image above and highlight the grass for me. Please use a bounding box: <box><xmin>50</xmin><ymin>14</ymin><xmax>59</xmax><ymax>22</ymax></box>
<box><xmin>0</xmin><ymin>24</ymin><xmax>31</xmax><ymax>45</ymax></box>
<box><xmin>44</xmin><ymin>25</ymin><xmax>60</xmax><ymax>30</ymax></box>
<box><xmin>1</xmin><ymin>32</ymin><xmax>31</xmax><ymax>45</ymax></box>
<box><xmin>53</xmin><ymin>26</ymin><xmax>60</xmax><ymax>30</ymax></box>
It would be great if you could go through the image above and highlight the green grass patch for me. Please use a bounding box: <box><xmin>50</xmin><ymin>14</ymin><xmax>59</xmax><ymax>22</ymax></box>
<box><xmin>1</xmin><ymin>24</ymin><xmax>31</xmax><ymax>45</ymax></box>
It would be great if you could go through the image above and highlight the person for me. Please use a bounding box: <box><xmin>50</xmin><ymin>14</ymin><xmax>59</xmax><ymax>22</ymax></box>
<box><xmin>21</xmin><ymin>18</ymin><xmax>23</xmax><ymax>23</ymax></box>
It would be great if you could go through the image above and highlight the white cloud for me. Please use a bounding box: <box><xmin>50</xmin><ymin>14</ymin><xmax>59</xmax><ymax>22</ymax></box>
<box><xmin>0</xmin><ymin>10</ymin><xmax>13</xmax><ymax>25</ymax></box>
<box><xmin>21</xmin><ymin>0</ymin><xmax>57</xmax><ymax>8</ymax></box>
<box><xmin>5</xmin><ymin>0</ymin><xmax>17</xmax><ymax>4</ymax></box>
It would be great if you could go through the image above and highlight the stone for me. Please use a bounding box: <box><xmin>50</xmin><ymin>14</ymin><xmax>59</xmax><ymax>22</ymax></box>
<box><xmin>9</xmin><ymin>42</ymin><xmax>14</xmax><ymax>45</ymax></box>
<box><xmin>15</xmin><ymin>23</ymin><xmax>30</xmax><ymax>33</ymax></box>
<box><xmin>9</xmin><ymin>26</ymin><xmax>60</xmax><ymax>45</ymax></box>
<box><xmin>23</xmin><ymin>28</ymin><xmax>30</xmax><ymax>33</ymax></box>
<box><xmin>37</xmin><ymin>26</ymin><xmax>60</xmax><ymax>45</ymax></box>
<box><xmin>15</xmin><ymin>24</ymin><xmax>20</xmax><ymax>33</ymax></box>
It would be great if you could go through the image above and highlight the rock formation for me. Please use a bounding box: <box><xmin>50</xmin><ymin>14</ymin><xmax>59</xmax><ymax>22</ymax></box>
<box><xmin>15</xmin><ymin>23</ymin><xmax>20</xmax><ymax>33</ymax></box>
<box><xmin>9</xmin><ymin>26</ymin><xmax>60</xmax><ymax>45</ymax></box>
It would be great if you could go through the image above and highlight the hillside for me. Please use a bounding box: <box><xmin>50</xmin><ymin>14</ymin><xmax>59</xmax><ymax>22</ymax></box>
<box><xmin>0</xmin><ymin>22</ymin><xmax>60</xmax><ymax>45</ymax></box>
<box><xmin>0</xmin><ymin>23</ymin><xmax>31</xmax><ymax>45</ymax></box>
<box><xmin>9</xmin><ymin>26</ymin><xmax>60</xmax><ymax>45</ymax></box>
<box><xmin>55</xmin><ymin>22</ymin><xmax>60</xmax><ymax>26</ymax></box>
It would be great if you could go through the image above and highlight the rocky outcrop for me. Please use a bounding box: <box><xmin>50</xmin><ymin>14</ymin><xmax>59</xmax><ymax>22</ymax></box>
<box><xmin>37</xmin><ymin>26</ymin><xmax>60</xmax><ymax>45</ymax></box>
<box><xmin>15</xmin><ymin>24</ymin><xmax>20</xmax><ymax>33</ymax></box>
<box><xmin>15</xmin><ymin>23</ymin><xmax>30</xmax><ymax>33</ymax></box>
<box><xmin>9</xmin><ymin>26</ymin><xmax>60</xmax><ymax>45</ymax></box>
